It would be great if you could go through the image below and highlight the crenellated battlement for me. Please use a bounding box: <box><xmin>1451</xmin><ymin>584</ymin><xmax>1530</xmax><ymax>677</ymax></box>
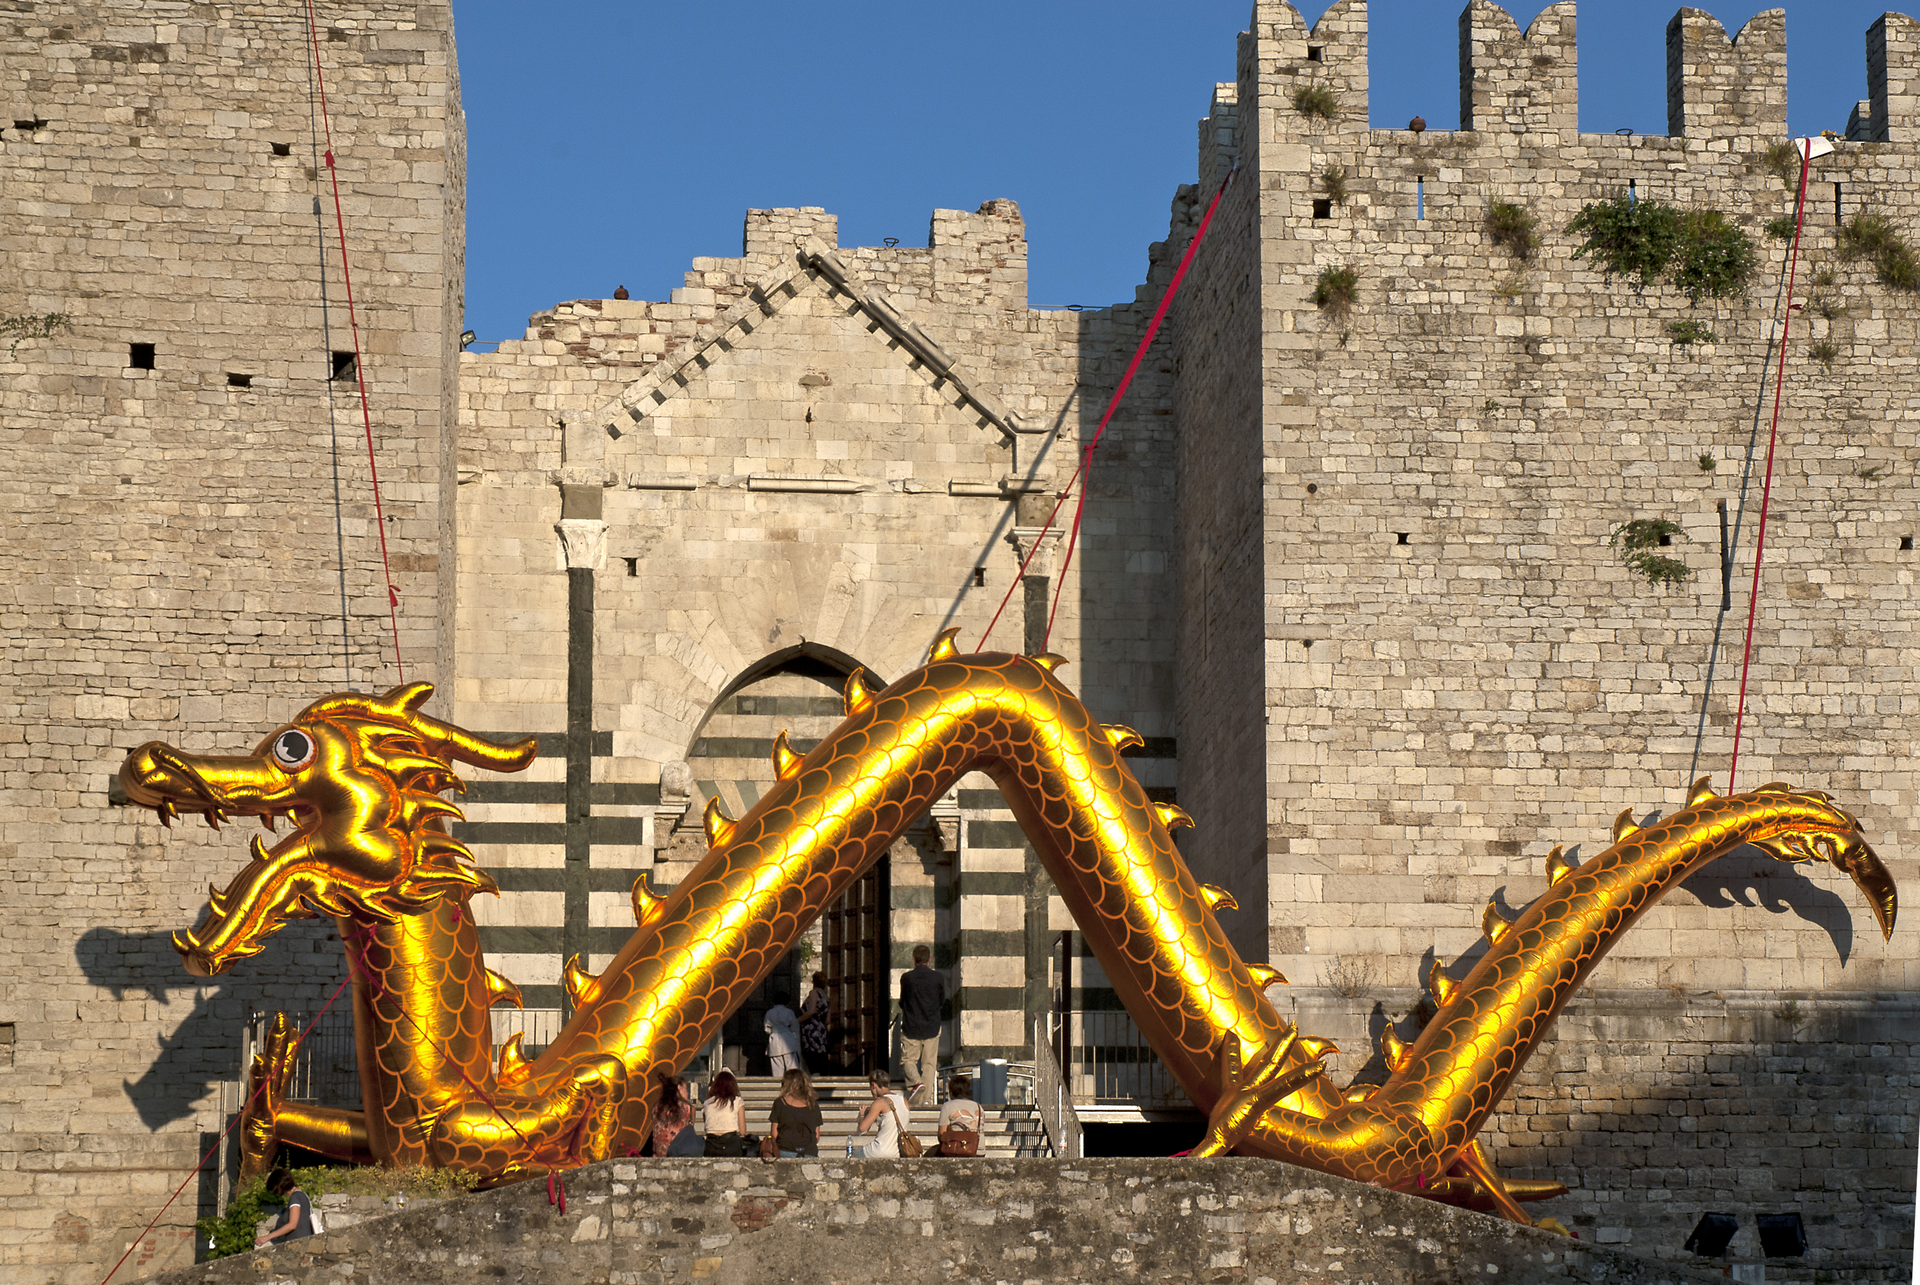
<box><xmin>1459</xmin><ymin>0</ymin><xmax>1576</xmax><ymax>135</ymax></box>
<box><xmin>1206</xmin><ymin>2</ymin><xmax>1920</xmax><ymax>145</ymax></box>
<box><xmin>1665</xmin><ymin>8</ymin><xmax>1786</xmax><ymax>141</ymax></box>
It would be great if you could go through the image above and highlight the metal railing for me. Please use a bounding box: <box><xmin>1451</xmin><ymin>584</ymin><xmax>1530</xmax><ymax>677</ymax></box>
<box><xmin>1031</xmin><ymin>1016</ymin><xmax>1083</xmax><ymax>1158</ymax></box>
<box><xmin>1059</xmin><ymin>1008</ymin><xmax>1185</xmax><ymax>1109</ymax></box>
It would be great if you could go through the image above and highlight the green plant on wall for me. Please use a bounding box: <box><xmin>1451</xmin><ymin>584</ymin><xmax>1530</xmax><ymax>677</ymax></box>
<box><xmin>197</xmin><ymin>1167</ymin><xmax>478</xmax><ymax>1260</ymax></box>
<box><xmin>1666</xmin><ymin>319</ymin><xmax>1715</xmax><ymax>346</ymax></box>
<box><xmin>1486</xmin><ymin>200</ymin><xmax>1539</xmax><ymax>261</ymax></box>
<box><xmin>1291</xmin><ymin>84</ymin><xmax>1339</xmax><ymax>120</ymax></box>
<box><xmin>1312</xmin><ymin>265</ymin><xmax>1358</xmax><ymax>320</ymax></box>
<box><xmin>1610</xmin><ymin>517</ymin><xmax>1694</xmax><ymax>588</ymax></box>
<box><xmin>1321</xmin><ymin>164</ymin><xmax>1348</xmax><ymax>203</ymax></box>
<box><xmin>1566</xmin><ymin>195</ymin><xmax>1757</xmax><ymax>302</ymax></box>
<box><xmin>1837</xmin><ymin>211</ymin><xmax>1920</xmax><ymax>291</ymax></box>
<box><xmin>1</xmin><ymin>310</ymin><xmax>71</xmax><ymax>354</ymax></box>
<box><xmin>1760</xmin><ymin>140</ymin><xmax>1798</xmax><ymax>186</ymax></box>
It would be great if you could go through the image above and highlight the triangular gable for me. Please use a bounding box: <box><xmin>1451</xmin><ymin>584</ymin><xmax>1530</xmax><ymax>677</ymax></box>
<box><xmin>585</xmin><ymin>238</ymin><xmax>1044</xmax><ymax>441</ymax></box>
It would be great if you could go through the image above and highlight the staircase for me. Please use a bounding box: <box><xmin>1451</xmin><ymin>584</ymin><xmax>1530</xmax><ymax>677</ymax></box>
<box><xmin>729</xmin><ymin>1076</ymin><xmax>1052</xmax><ymax>1157</ymax></box>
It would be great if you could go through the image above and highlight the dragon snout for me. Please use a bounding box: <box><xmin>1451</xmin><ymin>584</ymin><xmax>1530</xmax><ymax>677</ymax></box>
<box><xmin>172</xmin><ymin>929</ymin><xmax>223</xmax><ymax>977</ymax></box>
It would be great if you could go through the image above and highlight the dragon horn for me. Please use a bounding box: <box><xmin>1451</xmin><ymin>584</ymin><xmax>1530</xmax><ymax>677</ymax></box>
<box><xmin>370</xmin><ymin>683</ymin><xmax>538</xmax><ymax>773</ymax></box>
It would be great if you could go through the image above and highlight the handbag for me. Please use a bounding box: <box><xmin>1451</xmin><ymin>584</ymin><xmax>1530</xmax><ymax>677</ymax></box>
<box><xmin>759</xmin><ymin>1134</ymin><xmax>779</xmax><ymax>1162</ymax></box>
<box><xmin>886</xmin><ymin>1098</ymin><xmax>925</xmax><ymax>1158</ymax></box>
<box><xmin>938</xmin><ymin>1111</ymin><xmax>981</xmax><ymax>1157</ymax></box>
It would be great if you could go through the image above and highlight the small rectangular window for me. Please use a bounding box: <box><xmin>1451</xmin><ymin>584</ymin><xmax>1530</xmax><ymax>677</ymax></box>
<box><xmin>1396</xmin><ymin>532</ymin><xmax>1410</xmax><ymax>545</ymax></box>
<box><xmin>1306</xmin><ymin>45</ymin><xmax>1324</xmax><ymax>62</ymax></box>
<box><xmin>129</xmin><ymin>342</ymin><xmax>155</xmax><ymax>370</ymax></box>
<box><xmin>972</xmin><ymin>567</ymin><xmax>986</xmax><ymax>587</ymax></box>
<box><xmin>1902</xmin><ymin>536</ymin><xmax>1913</xmax><ymax>551</ymax></box>
<box><xmin>227</xmin><ymin>373</ymin><xmax>252</xmax><ymax>388</ymax></box>
<box><xmin>1312</xmin><ymin>198</ymin><xmax>1333</xmax><ymax>220</ymax></box>
<box><xmin>270</xmin><ymin>141</ymin><xmax>291</xmax><ymax>157</ymax></box>
<box><xmin>330</xmin><ymin>351</ymin><xmax>357</xmax><ymax>382</ymax></box>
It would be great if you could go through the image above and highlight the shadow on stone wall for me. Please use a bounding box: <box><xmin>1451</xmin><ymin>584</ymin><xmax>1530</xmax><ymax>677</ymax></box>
<box><xmin>1678</xmin><ymin>847</ymin><xmax>1856</xmax><ymax>962</ymax></box>
<box><xmin>76</xmin><ymin>922</ymin><xmax>342</xmax><ymax>1130</ymax></box>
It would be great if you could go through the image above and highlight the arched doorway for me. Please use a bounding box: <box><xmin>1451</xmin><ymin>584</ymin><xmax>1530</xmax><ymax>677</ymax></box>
<box><xmin>669</xmin><ymin>644</ymin><xmax>906</xmax><ymax>1076</ymax></box>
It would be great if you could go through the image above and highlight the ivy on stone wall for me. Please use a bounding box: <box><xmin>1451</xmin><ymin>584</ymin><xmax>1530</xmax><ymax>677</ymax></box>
<box><xmin>1610</xmin><ymin>518</ymin><xmax>1693</xmax><ymax>588</ymax></box>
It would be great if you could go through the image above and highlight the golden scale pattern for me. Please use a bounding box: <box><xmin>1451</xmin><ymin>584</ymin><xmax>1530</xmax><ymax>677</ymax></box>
<box><xmin>118</xmin><ymin>633</ymin><xmax>1897</xmax><ymax>1219</ymax></box>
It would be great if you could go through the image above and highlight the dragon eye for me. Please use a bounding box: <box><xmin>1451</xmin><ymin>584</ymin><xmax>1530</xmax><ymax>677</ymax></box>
<box><xmin>270</xmin><ymin>730</ymin><xmax>315</xmax><ymax>770</ymax></box>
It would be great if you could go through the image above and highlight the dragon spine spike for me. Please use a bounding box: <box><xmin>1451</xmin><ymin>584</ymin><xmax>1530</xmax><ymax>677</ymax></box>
<box><xmin>842</xmin><ymin>668</ymin><xmax>876</xmax><ymax>717</ymax></box>
<box><xmin>563</xmin><ymin>954</ymin><xmax>600</xmax><ymax>1009</ymax></box>
<box><xmin>1029</xmin><ymin>652</ymin><xmax>1069</xmax><ymax>672</ymax></box>
<box><xmin>484</xmin><ymin>967</ymin><xmax>524</xmax><ymax>1010</ymax></box>
<box><xmin>703</xmin><ymin>797</ymin><xmax>736</xmax><ymax>848</ymax></box>
<box><xmin>1686</xmin><ymin>776</ymin><xmax>1717</xmax><ymax>808</ymax></box>
<box><xmin>1153</xmin><ymin>802</ymin><xmax>1194</xmax><ymax>831</ymax></box>
<box><xmin>1380</xmin><ymin>1023</ymin><xmax>1411</xmax><ymax>1073</ymax></box>
<box><xmin>1482</xmin><ymin>898</ymin><xmax>1515</xmax><ymax>945</ymax></box>
<box><xmin>1611</xmin><ymin>808</ymin><xmax>1640</xmax><ymax>843</ymax></box>
<box><xmin>927</xmin><ymin>627</ymin><xmax>962</xmax><ymax>663</ymax></box>
<box><xmin>1102</xmin><ymin>723</ymin><xmax>1145</xmax><ymax>753</ymax></box>
<box><xmin>631</xmin><ymin>876</ymin><xmax>664</xmax><ymax>928</ymax></box>
<box><xmin>1344</xmin><ymin>1085</ymin><xmax>1379</xmax><ymax>1103</ymax></box>
<box><xmin>1198</xmin><ymin>883</ymin><xmax>1238</xmax><ymax>913</ymax></box>
<box><xmin>497</xmin><ymin>1032</ymin><xmax>533</xmax><ymax>1088</ymax></box>
<box><xmin>1246</xmin><ymin>963</ymin><xmax>1286</xmax><ymax>988</ymax></box>
<box><xmin>1297</xmin><ymin>1035</ymin><xmax>1338</xmax><ymax>1059</ymax></box>
<box><xmin>1545</xmin><ymin>846</ymin><xmax>1574</xmax><ymax>886</ymax></box>
<box><xmin>1755</xmin><ymin>781</ymin><xmax>1794</xmax><ymax>795</ymax></box>
<box><xmin>1427</xmin><ymin>959</ymin><xmax>1456</xmax><ymax>1005</ymax></box>
<box><xmin>771</xmin><ymin>731</ymin><xmax>803</xmax><ymax>781</ymax></box>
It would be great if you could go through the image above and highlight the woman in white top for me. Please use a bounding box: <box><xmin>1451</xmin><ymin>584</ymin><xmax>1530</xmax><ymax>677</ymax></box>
<box><xmin>701</xmin><ymin>1069</ymin><xmax>748</xmax><ymax>1157</ymax></box>
<box><xmin>847</xmin><ymin>1069</ymin><xmax>909</xmax><ymax>1158</ymax></box>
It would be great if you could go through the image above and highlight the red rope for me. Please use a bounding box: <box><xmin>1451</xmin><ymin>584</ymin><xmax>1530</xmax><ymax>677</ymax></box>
<box><xmin>303</xmin><ymin>0</ymin><xmax>405</xmax><ymax>682</ymax></box>
<box><xmin>1727</xmin><ymin>142</ymin><xmax>1815</xmax><ymax>791</ymax></box>
<box><xmin>977</xmin><ymin>165</ymin><xmax>1236</xmax><ymax>651</ymax></box>
<box><xmin>97</xmin><ymin>975</ymin><xmax>354</xmax><ymax>1285</ymax></box>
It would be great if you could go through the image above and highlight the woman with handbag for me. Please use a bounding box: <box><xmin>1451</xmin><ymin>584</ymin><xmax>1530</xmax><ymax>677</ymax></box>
<box><xmin>846</xmin><ymin>1069</ymin><xmax>913</xmax><ymax>1158</ymax></box>
<box><xmin>701</xmin><ymin>1069</ymin><xmax>748</xmax><ymax>1157</ymax></box>
<box><xmin>653</xmin><ymin>1072</ymin><xmax>704</xmax><ymax>1157</ymax></box>
<box><xmin>766</xmin><ymin>1067</ymin><xmax>823</xmax><ymax>1158</ymax></box>
<box><xmin>798</xmin><ymin>971</ymin><xmax>831</xmax><ymax>1074</ymax></box>
<box><xmin>936</xmin><ymin>1074</ymin><xmax>983</xmax><ymax>1157</ymax></box>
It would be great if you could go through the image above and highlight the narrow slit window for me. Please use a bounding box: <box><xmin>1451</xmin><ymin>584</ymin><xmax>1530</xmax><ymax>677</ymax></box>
<box><xmin>227</xmin><ymin>373</ymin><xmax>252</xmax><ymax>388</ymax></box>
<box><xmin>623</xmin><ymin>557</ymin><xmax>640</xmax><ymax>577</ymax></box>
<box><xmin>128</xmin><ymin>342</ymin><xmax>155</xmax><ymax>370</ymax></box>
<box><xmin>331</xmin><ymin>351</ymin><xmax>357</xmax><ymax>381</ymax></box>
<box><xmin>1312</xmin><ymin>198</ymin><xmax>1333</xmax><ymax>220</ymax></box>
<box><xmin>1834</xmin><ymin>181</ymin><xmax>1844</xmax><ymax>225</ymax></box>
<box><xmin>972</xmin><ymin>567</ymin><xmax>986</xmax><ymax>587</ymax></box>
<box><xmin>1416</xmin><ymin>178</ymin><xmax>1425</xmax><ymax>221</ymax></box>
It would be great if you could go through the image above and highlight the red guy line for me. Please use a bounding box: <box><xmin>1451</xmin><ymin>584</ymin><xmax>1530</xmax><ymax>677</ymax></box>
<box><xmin>304</xmin><ymin>0</ymin><xmax>405</xmax><ymax>682</ymax></box>
<box><xmin>978</xmin><ymin>165</ymin><xmax>1237</xmax><ymax>652</ymax></box>
<box><xmin>1727</xmin><ymin>141</ymin><xmax>1815</xmax><ymax>791</ymax></box>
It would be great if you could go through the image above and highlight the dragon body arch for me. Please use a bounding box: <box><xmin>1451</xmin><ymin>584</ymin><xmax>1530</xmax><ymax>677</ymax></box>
<box><xmin>119</xmin><ymin>637</ymin><xmax>1897</xmax><ymax>1217</ymax></box>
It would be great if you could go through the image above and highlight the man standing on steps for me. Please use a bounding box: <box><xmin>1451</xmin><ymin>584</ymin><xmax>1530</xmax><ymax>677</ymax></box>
<box><xmin>898</xmin><ymin>945</ymin><xmax>946</xmax><ymax>1108</ymax></box>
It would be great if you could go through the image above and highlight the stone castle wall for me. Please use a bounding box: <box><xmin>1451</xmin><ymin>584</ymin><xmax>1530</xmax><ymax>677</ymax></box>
<box><xmin>0</xmin><ymin>3</ymin><xmax>462</xmax><ymax>1281</ymax></box>
<box><xmin>1169</xmin><ymin>2</ymin><xmax>1920</xmax><ymax>1277</ymax></box>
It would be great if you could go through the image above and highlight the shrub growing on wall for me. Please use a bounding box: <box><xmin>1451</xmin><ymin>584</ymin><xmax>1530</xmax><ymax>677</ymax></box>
<box><xmin>1567</xmin><ymin>194</ymin><xmax>1757</xmax><ymax>302</ymax></box>
<box><xmin>1610</xmin><ymin>517</ymin><xmax>1693</xmax><ymax>588</ymax></box>
<box><xmin>1486</xmin><ymin>200</ymin><xmax>1539</xmax><ymax>261</ymax></box>
<box><xmin>1837</xmin><ymin>211</ymin><xmax>1920</xmax><ymax>291</ymax></box>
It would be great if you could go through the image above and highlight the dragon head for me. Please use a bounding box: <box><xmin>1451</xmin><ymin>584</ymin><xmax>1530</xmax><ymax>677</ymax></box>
<box><xmin>119</xmin><ymin>682</ymin><xmax>537</xmax><ymax>976</ymax></box>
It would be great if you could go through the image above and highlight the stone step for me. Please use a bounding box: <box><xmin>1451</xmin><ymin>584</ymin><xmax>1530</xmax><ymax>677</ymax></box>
<box><xmin>706</xmin><ymin>1076</ymin><xmax>1053</xmax><ymax>1157</ymax></box>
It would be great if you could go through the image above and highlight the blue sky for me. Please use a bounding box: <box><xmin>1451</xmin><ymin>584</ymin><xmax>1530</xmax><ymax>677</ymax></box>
<box><xmin>451</xmin><ymin>2</ymin><xmax>1901</xmax><ymax>342</ymax></box>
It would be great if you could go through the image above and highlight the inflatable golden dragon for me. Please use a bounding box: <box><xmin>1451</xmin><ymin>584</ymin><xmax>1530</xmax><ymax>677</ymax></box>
<box><xmin>119</xmin><ymin>634</ymin><xmax>1897</xmax><ymax>1221</ymax></box>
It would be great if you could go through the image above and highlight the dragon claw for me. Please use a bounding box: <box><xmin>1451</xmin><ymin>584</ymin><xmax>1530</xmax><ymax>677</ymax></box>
<box><xmin>238</xmin><ymin>1012</ymin><xmax>302</xmax><ymax>1180</ymax></box>
<box><xmin>1189</xmin><ymin>1029</ymin><xmax>1329</xmax><ymax>1159</ymax></box>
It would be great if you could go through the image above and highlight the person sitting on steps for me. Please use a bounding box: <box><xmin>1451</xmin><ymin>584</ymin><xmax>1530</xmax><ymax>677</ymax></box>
<box><xmin>846</xmin><ymin>1069</ymin><xmax>909</xmax><ymax>1158</ymax></box>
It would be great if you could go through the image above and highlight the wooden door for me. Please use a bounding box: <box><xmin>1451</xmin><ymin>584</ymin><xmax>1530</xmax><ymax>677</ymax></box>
<box><xmin>822</xmin><ymin>853</ymin><xmax>890</xmax><ymax>1074</ymax></box>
